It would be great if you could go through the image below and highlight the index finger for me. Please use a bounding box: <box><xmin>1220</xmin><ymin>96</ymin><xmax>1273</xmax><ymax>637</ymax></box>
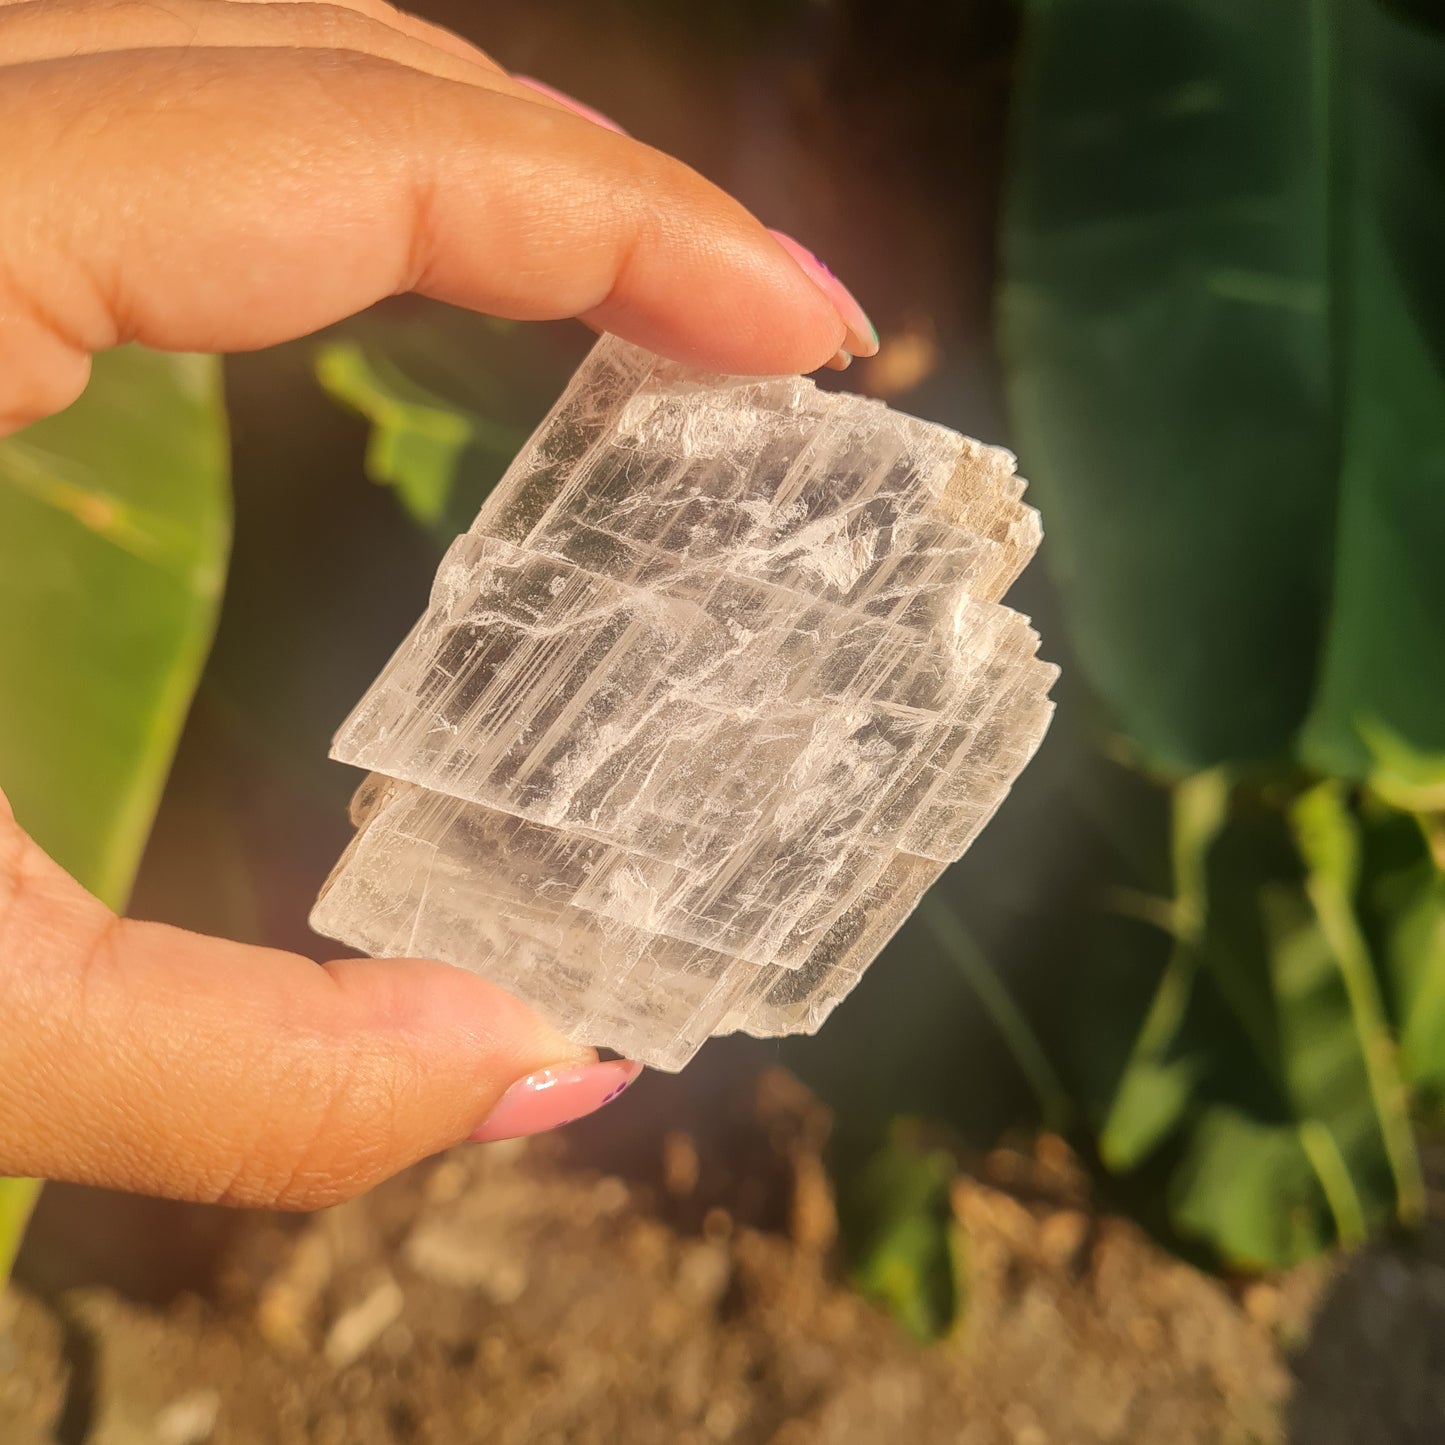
<box><xmin>0</xmin><ymin>46</ymin><xmax>850</xmax><ymax>432</ymax></box>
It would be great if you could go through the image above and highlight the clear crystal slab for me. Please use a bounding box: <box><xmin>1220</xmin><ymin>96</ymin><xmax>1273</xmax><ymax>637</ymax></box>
<box><xmin>310</xmin><ymin>336</ymin><xmax>1057</xmax><ymax>1070</ymax></box>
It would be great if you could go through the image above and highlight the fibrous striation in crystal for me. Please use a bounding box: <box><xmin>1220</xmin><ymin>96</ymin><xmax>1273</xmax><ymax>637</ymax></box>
<box><xmin>310</xmin><ymin>336</ymin><xmax>1057</xmax><ymax>1070</ymax></box>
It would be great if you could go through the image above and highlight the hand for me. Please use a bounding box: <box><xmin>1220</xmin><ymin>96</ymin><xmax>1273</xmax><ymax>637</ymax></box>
<box><xmin>0</xmin><ymin>0</ymin><xmax>876</xmax><ymax>1208</ymax></box>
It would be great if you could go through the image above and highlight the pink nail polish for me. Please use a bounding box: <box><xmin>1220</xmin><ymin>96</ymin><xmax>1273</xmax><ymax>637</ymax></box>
<box><xmin>468</xmin><ymin>1059</ymin><xmax>643</xmax><ymax>1142</ymax></box>
<box><xmin>513</xmin><ymin>76</ymin><xmax>627</xmax><ymax>135</ymax></box>
<box><xmin>769</xmin><ymin>231</ymin><xmax>880</xmax><ymax>358</ymax></box>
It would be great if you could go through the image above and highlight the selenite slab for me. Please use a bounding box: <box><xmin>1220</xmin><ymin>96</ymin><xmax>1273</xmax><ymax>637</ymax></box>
<box><xmin>310</xmin><ymin>336</ymin><xmax>1057</xmax><ymax>1070</ymax></box>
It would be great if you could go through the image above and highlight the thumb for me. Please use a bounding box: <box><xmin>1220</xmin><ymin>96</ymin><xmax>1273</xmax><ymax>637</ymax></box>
<box><xmin>0</xmin><ymin>794</ymin><xmax>638</xmax><ymax>1209</ymax></box>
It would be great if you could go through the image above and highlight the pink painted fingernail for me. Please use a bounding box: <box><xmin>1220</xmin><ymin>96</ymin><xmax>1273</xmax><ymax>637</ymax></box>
<box><xmin>468</xmin><ymin>1059</ymin><xmax>643</xmax><ymax>1142</ymax></box>
<box><xmin>513</xmin><ymin>76</ymin><xmax>627</xmax><ymax>135</ymax></box>
<box><xmin>769</xmin><ymin>230</ymin><xmax>879</xmax><ymax>358</ymax></box>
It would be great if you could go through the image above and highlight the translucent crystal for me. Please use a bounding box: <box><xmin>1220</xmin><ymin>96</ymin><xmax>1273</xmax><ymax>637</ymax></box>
<box><xmin>310</xmin><ymin>336</ymin><xmax>1057</xmax><ymax>1070</ymax></box>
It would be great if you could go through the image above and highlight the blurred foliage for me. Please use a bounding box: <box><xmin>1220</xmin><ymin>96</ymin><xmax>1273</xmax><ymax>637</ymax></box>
<box><xmin>315</xmin><ymin>339</ymin><xmax>525</xmax><ymax>537</ymax></box>
<box><xmin>1001</xmin><ymin>0</ymin><xmax>1445</xmax><ymax>1270</ymax></box>
<box><xmin>921</xmin><ymin>894</ymin><xmax>1073</xmax><ymax>1134</ymax></box>
<box><xmin>1002</xmin><ymin>0</ymin><xmax>1445</xmax><ymax>780</ymax></box>
<box><xmin>0</xmin><ymin>349</ymin><xmax>231</xmax><ymax>899</ymax></box>
<box><xmin>0</xmin><ymin>347</ymin><xmax>231</xmax><ymax>1278</ymax></box>
<box><xmin>312</xmin><ymin>313</ymin><xmax>578</xmax><ymax>540</ymax></box>
<box><xmin>1075</xmin><ymin>777</ymin><xmax>1433</xmax><ymax>1267</ymax></box>
<box><xmin>838</xmin><ymin>1125</ymin><xmax>960</xmax><ymax>1341</ymax></box>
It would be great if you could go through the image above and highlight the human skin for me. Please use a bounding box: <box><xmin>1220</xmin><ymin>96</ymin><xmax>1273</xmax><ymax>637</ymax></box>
<box><xmin>0</xmin><ymin>0</ymin><xmax>874</xmax><ymax>1209</ymax></box>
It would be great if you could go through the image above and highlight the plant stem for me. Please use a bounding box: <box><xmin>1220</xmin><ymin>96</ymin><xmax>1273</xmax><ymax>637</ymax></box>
<box><xmin>1100</xmin><ymin>770</ymin><xmax>1231</xmax><ymax>1148</ymax></box>
<box><xmin>922</xmin><ymin>894</ymin><xmax>1073</xmax><ymax>1133</ymax></box>
<box><xmin>1299</xmin><ymin>1120</ymin><xmax>1367</xmax><ymax>1247</ymax></box>
<box><xmin>1293</xmin><ymin>782</ymin><xmax>1426</xmax><ymax>1229</ymax></box>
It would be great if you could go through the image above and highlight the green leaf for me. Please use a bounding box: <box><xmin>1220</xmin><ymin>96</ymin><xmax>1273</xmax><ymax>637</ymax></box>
<box><xmin>842</xmin><ymin>1128</ymin><xmax>959</xmax><ymax>1341</ymax></box>
<box><xmin>0</xmin><ymin>347</ymin><xmax>230</xmax><ymax>907</ymax></box>
<box><xmin>0</xmin><ymin>347</ymin><xmax>229</xmax><ymax>1281</ymax></box>
<box><xmin>1168</xmin><ymin>1108</ymin><xmax>1332</xmax><ymax>1269</ymax></box>
<box><xmin>1169</xmin><ymin>802</ymin><xmax>1402</xmax><ymax>1262</ymax></box>
<box><xmin>313</xmin><ymin>329</ymin><xmax>530</xmax><ymax>537</ymax></box>
<box><xmin>1000</xmin><ymin>0</ymin><xmax>1445</xmax><ymax>776</ymax></box>
<box><xmin>1000</xmin><ymin>0</ymin><xmax>1333</xmax><ymax>769</ymax></box>
<box><xmin>1101</xmin><ymin>1055</ymin><xmax>1202</xmax><ymax>1173</ymax></box>
<box><xmin>1299</xmin><ymin>3</ymin><xmax>1445</xmax><ymax>778</ymax></box>
<box><xmin>1355</xmin><ymin>724</ymin><xmax>1445</xmax><ymax>814</ymax></box>
<box><xmin>316</xmin><ymin>341</ymin><xmax>513</xmax><ymax>530</ymax></box>
<box><xmin>1094</xmin><ymin>779</ymin><xmax>1405</xmax><ymax>1265</ymax></box>
<box><xmin>0</xmin><ymin>1178</ymin><xmax>41</xmax><ymax>1284</ymax></box>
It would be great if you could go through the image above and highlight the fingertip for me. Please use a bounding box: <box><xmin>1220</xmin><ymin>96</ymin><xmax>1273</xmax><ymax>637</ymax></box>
<box><xmin>319</xmin><ymin>953</ymin><xmax>593</xmax><ymax>1073</ymax></box>
<box><xmin>584</xmin><ymin>224</ymin><xmax>849</xmax><ymax>378</ymax></box>
<box><xmin>767</xmin><ymin>230</ymin><xmax>879</xmax><ymax>359</ymax></box>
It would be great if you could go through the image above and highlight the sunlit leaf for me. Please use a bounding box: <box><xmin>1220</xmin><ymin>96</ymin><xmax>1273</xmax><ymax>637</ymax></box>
<box><xmin>311</xmin><ymin>312</ymin><xmax>570</xmax><ymax>542</ymax></box>
<box><xmin>0</xmin><ymin>347</ymin><xmax>230</xmax><ymax>907</ymax></box>
<box><xmin>0</xmin><ymin>345</ymin><xmax>230</xmax><ymax>1279</ymax></box>
<box><xmin>1099</xmin><ymin>772</ymin><xmax>1227</xmax><ymax>1169</ymax></box>
<box><xmin>1101</xmin><ymin>1055</ymin><xmax>1201</xmax><ymax>1173</ymax></box>
<box><xmin>1291</xmin><ymin>782</ymin><xmax>1423</xmax><ymax>1225</ymax></box>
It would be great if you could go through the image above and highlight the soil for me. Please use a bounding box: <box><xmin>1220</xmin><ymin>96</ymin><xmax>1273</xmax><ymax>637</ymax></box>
<box><xmin>5</xmin><ymin>1066</ymin><xmax>1445</xmax><ymax>1445</ymax></box>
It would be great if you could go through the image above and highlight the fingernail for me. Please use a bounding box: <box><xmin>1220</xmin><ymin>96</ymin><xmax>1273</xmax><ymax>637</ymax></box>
<box><xmin>769</xmin><ymin>230</ymin><xmax>879</xmax><ymax>358</ymax></box>
<box><xmin>468</xmin><ymin>1059</ymin><xmax>643</xmax><ymax>1142</ymax></box>
<box><xmin>824</xmin><ymin>348</ymin><xmax>853</xmax><ymax>371</ymax></box>
<box><xmin>513</xmin><ymin>76</ymin><xmax>627</xmax><ymax>135</ymax></box>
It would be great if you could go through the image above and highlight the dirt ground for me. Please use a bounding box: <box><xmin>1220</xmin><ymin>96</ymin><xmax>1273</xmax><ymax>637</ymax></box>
<box><xmin>4</xmin><ymin>1067</ymin><xmax>1445</xmax><ymax>1445</ymax></box>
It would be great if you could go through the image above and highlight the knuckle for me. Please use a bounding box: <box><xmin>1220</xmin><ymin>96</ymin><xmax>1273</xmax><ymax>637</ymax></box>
<box><xmin>0</xmin><ymin>314</ymin><xmax>91</xmax><ymax>435</ymax></box>
<box><xmin>94</xmin><ymin>0</ymin><xmax>195</xmax><ymax>39</ymax></box>
<box><xmin>293</xmin><ymin>3</ymin><xmax>390</xmax><ymax>52</ymax></box>
<box><xmin>0</xmin><ymin>810</ymin><xmax>27</xmax><ymax>943</ymax></box>
<box><xmin>211</xmin><ymin>1041</ymin><xmax>421</xmax><ymax>1211</ymax></box>
<box><xmin>0</xmin><ymin>242</ymin><xmax>97</xmax><ymax>431</ymax></box>
<box><xmin>0</xmin><ymin>814</ymin><xmax>77</xmax><ymax>966</ymax></box>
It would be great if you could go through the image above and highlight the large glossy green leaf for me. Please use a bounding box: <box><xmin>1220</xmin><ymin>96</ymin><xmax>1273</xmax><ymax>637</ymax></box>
<box><xmin>0</xmin><ymin>347</ymin><xmax>230</xmax><ymax>906</ymax></box>
<box><xmin>1000</xmin><ymin>0</ymin><xmax>1332</xmax><ymax>770</ymax></box>
<box><xmin>1298</xmin><ymin>3</ymin><xmax>1445</xmax><ymax>782</ymax></box>
<box><xmin>1001</xmin><ymin>0</ymin><xmax>1445</xmax><ymax>777</ymax></box>
<box><xmin>0</xmin><ymin>346</ymin><xmax>229</xmax><ymax>1277</ymax></box>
